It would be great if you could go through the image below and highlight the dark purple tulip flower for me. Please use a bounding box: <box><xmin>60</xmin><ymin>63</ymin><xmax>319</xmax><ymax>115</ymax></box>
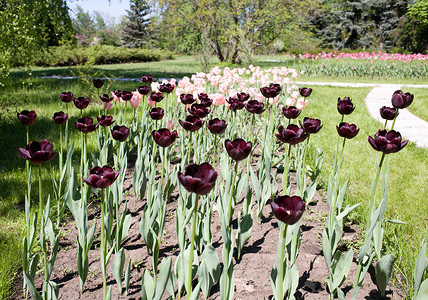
<box><xmin>207</xmin><ymin>118</ymin><xmax>227</xmax><ymax>134</ymax></box>
<box><xmin>237</xmin><ymin>92</ymin><xmax>250</xmax><ymax>102</ymax></box>
<box><xmin>137</xmin><ymin>85</ymin><xmax>151</xmax><ymax>95</ymax></box>
<box><xmin>275</xmin><ymin>124</ymin><xmax>309</xmax><ymax>145</ymax></box>
<box><xmin>158</xmin><ymin>83</ymin><xmax>175</xmax><ymax>94</ymax></box>
<box><xmin>114</xmin><ymin>90</ymin><xmax>122</xmax><ymax>98</ymax></box>
<box><xmin>111</xmin><ymin>125</ymin><xmax>130</xmax><ymax>142</ymax></box>
<box><xmin>199</xmin><ymin>94</ymin><xmax>213</xmax><ymax>107</ymax></box>
<box><xmin>180</xmin><ymin>94</ymin><xmax>195</xmax><ymax>105</ymax></box>
<box><xmin>100</xmin><ymin>94</ymin><xmax>113</xmax><ymax>103</ymax></box>
<box><xmin>121</xmin><ymin>91</ymin><xmax>133</xmax><ymax>101</ymax></box>
<box><xmin>60</xmin><ymin>92</ymin><xmax>73</xmax><ymax>103</ymax></box>
<box><xmin>188</xmin><ymin>103</ymin><xmax>211</xmax><ymax>118</ymax></box>
<box><xmin>336</xmin><ymin>122</ymin><xmax>359</xmax><ymax>139</ymax></box>
<box><xmin>18</xmin><ymin>140</ymin><xmax>57</xmax><ymax>165</ymax></box>
<box><xmin>299</xmin><ymin>87</ymin><xmax>312</xmax><ymax>98</ymax></box>
<box><xmin>391</xmin><ymin>90</ymin><xmax>414</xmax><ymax>109</ymax></box>
<box><xmin>198</xmin><ymin>93</ymin><xmax>209</xmax><ymax>101</ymax></box>
<box><xmin>368</xmin><ymin>129</ymin><xmax>408</xmax><ymax>154</ymax></box>
<box><xmin>227</xmin><ymin>97</ymin><xmax>245</xmax><ymax>111</ymax></box>
<box><xmin>178</xmin><ymin>162</ymin><xmax>217</xmax><ymax>195</ymax></box>
<box><xmin>52</xmin><ymin>111</ymin><xmax>68</xmax><ymax>125</ymax></box>
<box><xmin>260</xmin><ymin>83</ymin><xmax>282</xmax><ymax>98</ymax></box>
<box><xmin>139</xmin><ymin>75</ymin><xmax>153</xmax><ymax>83</ymax></box>
<box><xmin>93</xmin><ymin>79</ymin><xmax>104</xmax><ymax>89</ymax></box>
<box><xmin>270</xmin><ymin>195</ymin><xmax>305</xmax><ymax>225</ymax></box>
<box><xmin>97</xmin><ymin>115</ymin><xmax>115</xmax><ymax>127</ymax></box>
<box><xmin>179</xmin><ymin>115</ymin><xmax>205</xmax><ymax>132</ymax></box>
<box><xmin>73</xmin><ymin>97</ymin><xmax>90</xmax><ymax>110</ymax></box>
<box><xmin>150</xmin><ymin>92</ymin><xmax>164</xmax><ymax>103</ymax></box>
<box><xmin>225</xmin><ymin>138</ymin><xmax>252</xmax><ymax>161</ymax></box>
<box><xmin>82</xmin><ymin>165</ymin><xmax>119</xmax><ymax>189</ymax></box>
<box><xmin>300</xmin><ymin>117</ymin><xmax>323</xmax><ymax>134</ymax></box>
<box><xmin>149</xmin><ymin>107</ymin><xmax>165</xmax><ymax>120</ymax></box>
<box><xmin>337</xmin><ymin>97</ymin><xmax>355</xmax><ymax>115</ymax></box>
<box><xmin>380</xmin><ymin>106</ymin><xmax>398</xmax><ymax>120</ymax></box>
<box><xmin>75</xmin><ymin>117</ymin><xmax>98</xmax><ymax>134</ymax></box>
<box><xmin>245</xmin><ymin>100</ymin><xmax>265</xmax><ymax>114</ymax></box>
<box><xmin>152</xmin><ymin>128</ymin><xmax>178</xmax><ymax>147</ymax></box>
<box><xmin>17</xmin><ymin>110</ymin><xmax>37</xmax><ymax>126</ymax></box>
<box><xmin>282</xmin><ymin>106</ymin><xmax>301</xmax><ymax>119</ymax></box>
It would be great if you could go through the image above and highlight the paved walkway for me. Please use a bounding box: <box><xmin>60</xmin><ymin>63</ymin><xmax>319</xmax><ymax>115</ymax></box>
<box><xmin>295</xmin><ymin>82</ymin><xmax>428</xmax><ymax>148</ymax></box>
<box><xmin>41</xmin><ymin>75</ymin><xmax>428</xmax><ymax>148</ymax></box>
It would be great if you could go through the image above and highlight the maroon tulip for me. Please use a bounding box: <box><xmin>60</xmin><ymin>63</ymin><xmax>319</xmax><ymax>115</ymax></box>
<box><xmin>207</xmin><ymin>118</ymin><xmax>227</xmax><ymax>134</ymax></box>
<box><xmin>82</xmin><ymin>165</ymin><xmax>119</xmax><ymax>189</ymax></box>
<box><xmin>336</xmin><ymin>122</ymin><xmax>359</xmax><ymax>139</ymax></box>
<box><xmin>150</xmin><ymin>92</ymin><xmax>164</xmax><ymax>103</ymax></box>
<box><xmin>100</xmin><ymin>94</ymin><xmax>113</xmax><ymax>103</ymax></box>
<box><xmin>260</xmin><ymin>83</ymin><xmax>282</xmax><ymax>98</ymax></box>
<box><xmin>139</xmin><ymin>75</ymin><xmax>153</xmax><ymax>83</ymax></box>
<box><xmin>60</xmin><ymin>92</ymin><xmax>73</xmax><ymax>103</ymax></box>
<box><xmin>93</xmin><ymin>79</ymin><xmax>104</xmax><ymax>89</ymax></box>
<box><xmin>73</xmin><ymin>97</ymin><xmax>90</xmax><ymax>110</ymax></box>
<box><xmin>152</xmin><ymin>128</ymin><xmax>178</xmax><ymax>147</ymax></box>
<box><xmin>52</xmin><ymin>111</ymin><xmax>68</xmax><ymax>125</ymax></box>
<box><xmin>299</xmin><ymin>87</ymin><xmax>312</xmax><ymax>98</ymax></box>
<box><xmin>300</xmin><ymin>117</ymin><xmax>323</xmax><ymax>134</ymax></box>
<box><xmin>391</xmin><ymin>90</ymin><xmax>413</xmax><ymax>109</ymax></box>
<box><xmin>282</xmin><ymin>106</ymin><xmax>301</xmax><ymax>119</ymax></box>
<box><xmin>75</xmin><ymin>117</ymin><xmax>98</xmax><ymax>134</ymax></box>
<box><xmin>179</xmin><ymin>115</ymin><xmax>205</xmax><ymax>132</ymax></box>
<box><xmin>188</xmin><ymin>103</ymin><xmax>211</xmax><ymax>118</ymax></box>
<box><xmin>111</xmin><ymin>125</ymin><xmax>130</xmax><ymax>142</ymax></box>
<box><xmin>137</xmin><ymin>85</ymin><xmax>151</xmax><ymax>95</ymax></box>
<box><xmin>121</xmin><ymin>91</ymin><xmax>133</xmax><ymax>101</ymax></box>
<box><xmin>114</xmin><ymin>90</ymin><xmax>122</xmax><ymax>98</ymax></box>
<box><xmin>200</xmin><ymin>97</ymin><xmax>213</xmax><ymax>107</ymax></box>
<box><xmin>97</xmin><ymin>115</ymin><xmax>115</xmax><ymax>127</ymax></box>
<box><xmin>158</xmin><ymin>83</ymin><xmax>175</xmax><ymax>94</ymax></box>
<box><xmin>17</xmin><ymin>110</ymin><xmax>37</xmax><ymax>126</ymax></box>
<box><xmin>225</xmin><ymin>138</ymin><xmax>252</xmax><ymax>161</ymax></box>
<box><xmin>178</xmin><ymin>162</ymin><xmax>217</xmax><ymax>195</ymax></box>
<box><xmin>237</xmin><ymin>92</ymin><xmax>250</xmax><ymax>102</ymax></box>
<box><xmin>368</xmin><ymin>129</ymin><xmax>408</xmax><ymax>154</ymax></box>
<box><xmin>245</xmin><ymin>100</ymin><xmax>265</xmax><ymax>114</ymax></box>
<box><xmin>270</xmin><ymin>195</ymin><xmax>305</xmax><ymax>225</ymax></box>
<box><xmin>380</xmin><ymin>106</ymin><xmax>398</xmax><ymax>120</ymax></box>
<box><xmin>337</xmin><ymin>97</ymin><xmax>355</xmax><ymax>115</ymax></box>
<box><xmin>180</xmin><ymin>94</ymin><xmax>195</xmax><ymax>105</ymax></box>
<box><xmin>18</xmin><ymin>140</ymin><xmax>57</xmax><ymax>165</ymax></box>
<box><xmin>227</xmin><ymin>97</ymin><xmax>245</xmax><ymax>111</ymax></box>
<box><xmin>198</xmin><ymin>93</ymin><xmax>209</xmax><ymax>101</ymax></box>
<box><xmin>149</xmin><ymin>107</ymin><xmax>165</xmax><ymax>120</ymax></box>
<box><xmin>275</xmin><ymin>124</ymin><xmax>309</xmax><ymax>145</ymax></box>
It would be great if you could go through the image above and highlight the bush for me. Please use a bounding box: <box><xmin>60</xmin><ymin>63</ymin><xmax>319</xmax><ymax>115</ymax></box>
<box><xmin>31</xmin><ymin>45</ymin><xmax>175</xmax><ymax>67</ymax></box>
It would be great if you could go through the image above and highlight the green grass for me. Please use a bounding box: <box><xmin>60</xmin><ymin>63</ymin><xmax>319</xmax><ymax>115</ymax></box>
<box><xmin>2</xmin><ymin>57</ymin><xmax>428</xmax><ymax>299</ymax></box>
<box><xmin>407</xmin><ymin>88</ymin><xmax>428</xmax><ymax>122</ymax></box>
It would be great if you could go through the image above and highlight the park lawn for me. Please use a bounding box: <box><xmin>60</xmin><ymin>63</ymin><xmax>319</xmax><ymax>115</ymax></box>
<box><xmin>1</xmin><ymin>61</ymin><xmax>427</xmax><ymax>298</ymax></box>
<box><xmin>407</xmin><ymin>88</ymin><xmax>428</xmax><ymax>122</ymax></box>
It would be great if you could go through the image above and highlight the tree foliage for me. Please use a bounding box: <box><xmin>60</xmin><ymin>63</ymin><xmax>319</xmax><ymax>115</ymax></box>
<box><xmin>121</xmin><ymin>0</ymin><xmax>152</xmax><ymax>48</ymax></box>
<box><xmin>0</xmin><ymin>0</ymin><xmax>74</xmax><ymax>80</ymax></box>
<box><xmin>154</xmin><ymin>0</ymin><xmax>320</xmax><ymax>63</ymax></box>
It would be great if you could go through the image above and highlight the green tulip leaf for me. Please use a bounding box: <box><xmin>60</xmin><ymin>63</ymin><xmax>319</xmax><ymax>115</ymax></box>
<box><xmin>141</xmin><ymin>269</ymin><xmax>155</xmax><ymax>300</ymax></box>
<box><xmin>124</xmin><ymin>260</ymin><xmax>131</xmax><ymax>296</ymax></box>
<box><xmin>236</xmin><ymin>213</ymin><xmax>253</xmax><ymax>259</ymax></box>
<box><xmin>375</xmin><ymin>253</ymin><xmax>396</xmax><ymax>297</ymax></box>
<box><xmin>414</xmin><ymin>237</ymin><xmax>428</xmax><ymax>294</ymax></box>
<box><xmin>111</xmin><ymin>248</ymin><xmax>125</xmax><ymax>293</ymax></box>
<box><xmin>154</xmin><ymin>257</ymin><xmax>172</xmax><ymax>300</ymax></box>
<box><xmin>23</xmin><ymin>271</ymin><xmax>42</xmax><ymax>300</ymax></box>
<box><xmin>199</xmin><ymin>244</ymin><xmax>221</xmax><ymax>298</ymax></box>
<box><xmin>416</xmin><ymin>279</ymin><xmax>428</xmax><ymax>300</ymax></box>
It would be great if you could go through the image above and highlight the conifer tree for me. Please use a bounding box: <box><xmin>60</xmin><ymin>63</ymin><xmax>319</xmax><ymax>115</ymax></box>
<box><xmin>121</xmin><ymin>0</ymin><xmax>151</xmax><ymax>48</ymax></box>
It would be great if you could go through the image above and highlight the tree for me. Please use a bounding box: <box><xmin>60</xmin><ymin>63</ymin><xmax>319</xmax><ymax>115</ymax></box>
<box><xmin>154</xmin><ymin>0</ymin><xmax>320</xmax><ymax>63</ymax></box>
<box><xmin>121</xmin><ymin>0</ymin><xmax>152</xmax><ymax>48</ymax></box>
<box><xmin>0</xmin><ymin>0</ymin><xmax>74</xmax><ymax>80</ymax></box>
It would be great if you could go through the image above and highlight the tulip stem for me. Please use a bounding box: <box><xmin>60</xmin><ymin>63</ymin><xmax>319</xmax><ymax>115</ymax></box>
<box><xmin>383</xmin><ymin>119</ymin><xmax>388</xmax><ymax>129</ymax></box>
<box><xmin>38</xmin><ymin>164</ymin><xmax>43</xmax><ymax>219</ymax></box>
<box><xmin>278</xmin><ymin>223</ymin><xmax>288</xmax><ymax>300</ymax></box>
<box><xmin>367</xmin><ymin>153</ymin><xmax>386</xmax><ymax>225</ymax></box>
<box><xmin>100</xmin><ymin>189</ymin><xmax>107</xmax><ymax>300</ymax></box>
<box><xmin>339</xmin><ymin>137</ymin><xmax>346</xmax><ymax>170</ymax></box>
<box><xmin>188</xmin><ymin>131</ymin><xmax>193</xmax><ymax>165</ymax></box>
<box><xmin>391</xmin><ymin>110</ymin><xmax>399</xmax><ymax>131</ymax></box>
<box><xmin>26</xmin><ymin>126</ymin><xmax>30</xmax><ymax>200</ymax></box>
<box><xmin>187</xmin><ymin>194</ymin><xmax>199</xmax><ymax>299</ymax></box>
<box><xmin>283</xmin><ymin>144</ymin><xmax>291</xmax><ymax>193</ymax></box>
<box><xmin>227</xmin><ymin>161</ymin><xmax>239</xmax><ymax>228</ymax></box>
<box><xmin>212</xmin><ymin>134</ymin><xmax>218</xmax><ymax>168</ymax></box>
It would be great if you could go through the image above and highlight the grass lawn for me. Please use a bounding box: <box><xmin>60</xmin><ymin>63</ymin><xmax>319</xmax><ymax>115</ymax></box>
<box><xmin>407</xmin><ymin>88</ymin><xmax>428</xmax><ymax>122</ymax></box>
<box><xmin>1</xmin><ymin>57</ymin><xmax>427</xmax><ymax>298</ymax></box>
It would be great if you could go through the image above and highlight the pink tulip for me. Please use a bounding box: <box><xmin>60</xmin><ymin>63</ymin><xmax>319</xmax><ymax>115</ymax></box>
<box><xmin>130</xmin><ymin>91</ymin><xmax>142</xmax><ymax>108</ymax></box>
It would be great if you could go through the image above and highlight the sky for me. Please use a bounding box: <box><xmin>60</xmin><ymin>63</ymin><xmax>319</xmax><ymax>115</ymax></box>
<box><xmin>67</xmin><ymin>0</ymin><xmax>130</xmax><ymax>22</ymax></box>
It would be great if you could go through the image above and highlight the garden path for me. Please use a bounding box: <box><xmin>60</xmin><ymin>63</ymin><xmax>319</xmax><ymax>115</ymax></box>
<box><xmin>295</xmin><ymin>81</ymin><xmax>428</xmax><ymax>148</ymax></box>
